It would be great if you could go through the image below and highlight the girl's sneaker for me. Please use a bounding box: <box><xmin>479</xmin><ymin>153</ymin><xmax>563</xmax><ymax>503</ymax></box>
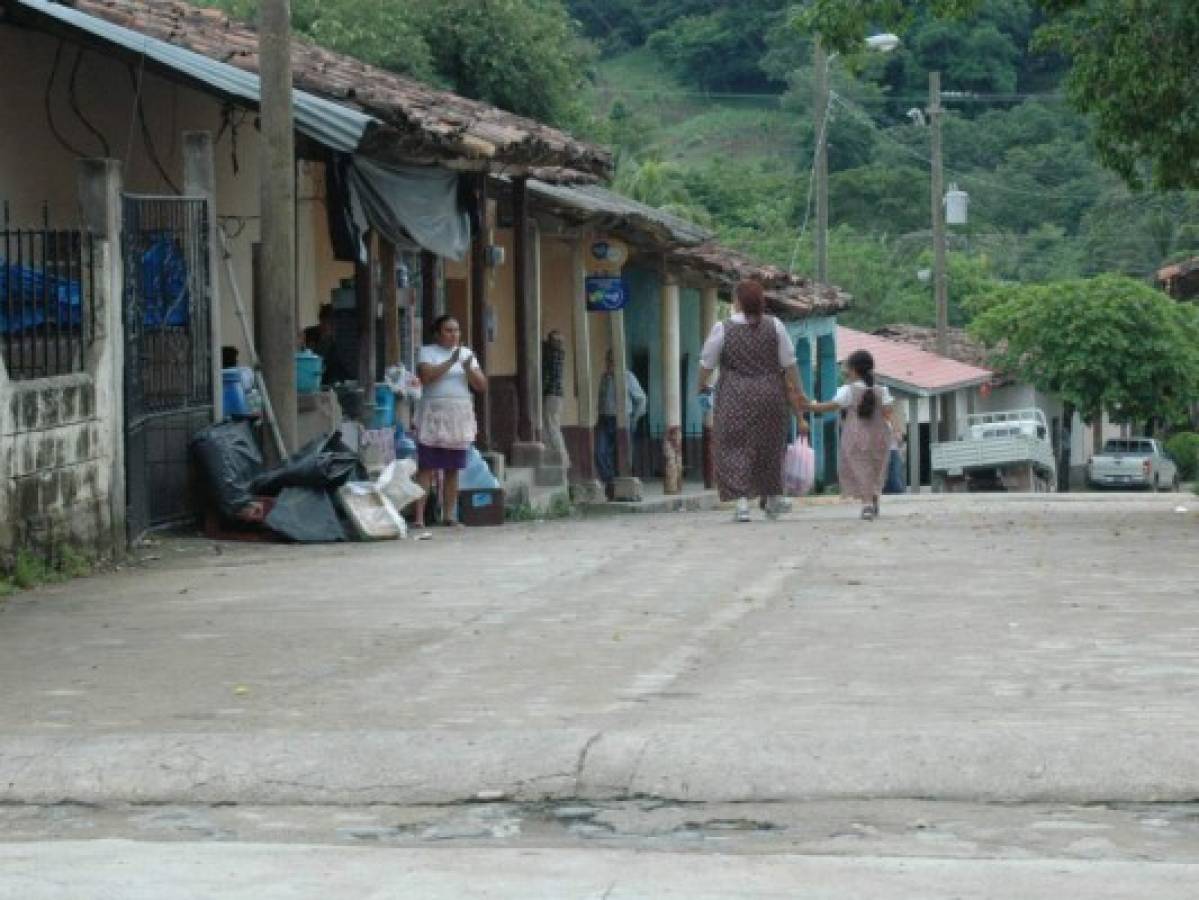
<box><xmin>764</xmin><ymin>496</ymin><xmax>786</xmax><ymax>520</ymax></box>
<box><xmin>860</xmin><ymin>505</ymin><xmax>876</xmax><ymax>521</ymax></box>
<box><xmin>735</xmin><ymin>498</ymin><xmax>751</xmax><ymax>523</ymax></box>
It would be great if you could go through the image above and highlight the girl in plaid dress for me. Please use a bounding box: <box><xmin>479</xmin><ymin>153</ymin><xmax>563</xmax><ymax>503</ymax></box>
<box><xmin>807</xmin><ymin>349</ymin><xmax>895</xmax><ymax>520</ymax></box>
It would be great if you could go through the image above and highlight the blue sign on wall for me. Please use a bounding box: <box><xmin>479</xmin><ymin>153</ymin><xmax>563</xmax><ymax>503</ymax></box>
<box><xmin>585</xmin><ymin>276</ymin><xmax>628</xmax><ymax>312</ymax></box>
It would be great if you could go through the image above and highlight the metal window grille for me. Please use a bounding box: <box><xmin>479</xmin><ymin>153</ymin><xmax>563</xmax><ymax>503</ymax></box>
<box><xmin>1</xmin><ymin>203</ymin><xmax>97</xmax><ymax>380</ymax></box>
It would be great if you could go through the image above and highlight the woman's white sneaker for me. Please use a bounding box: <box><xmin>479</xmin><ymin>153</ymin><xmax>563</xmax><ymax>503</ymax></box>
<box><xmin>735</xmin><ymin>498</ymin><xmax>751</xmax><ymax>523</ymax></box>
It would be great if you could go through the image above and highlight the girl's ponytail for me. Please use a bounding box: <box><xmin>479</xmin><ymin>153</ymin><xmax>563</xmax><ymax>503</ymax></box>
<box><xmin>847</xmin><ymin>349</ymin><xmax>878</xmax><ymax>419</ymax></box>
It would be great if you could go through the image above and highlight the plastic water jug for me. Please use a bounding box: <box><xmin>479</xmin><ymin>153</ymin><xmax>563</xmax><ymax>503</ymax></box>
<box><xmin>222</xmin><ymin>369</ymin><xmax>249</xmax><ymax>417</ymax></box>
<box><xmin>372</xmin><ymin>383</ymin><xmax>396</xmax><ymax>428</ymax></box>
<box><xmin>295</xmin><ymin>350</ymin><xmax>323</xmax><ymax>395</ymax></box>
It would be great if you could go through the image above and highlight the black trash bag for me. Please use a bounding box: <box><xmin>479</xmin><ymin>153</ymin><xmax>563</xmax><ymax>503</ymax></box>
<box><xmin>265</xmin><ymin>487</ymin><xmax>348</xmax><ymax>543</ymax></box>
<box><xmin>250</xmin><ymin>431</ymin><xmax>363</xmax><ymax>496</ymax></box>
<box><xmin>190</xmin><ymin>421</ymin><xmax>264</xmax><ymax>518</ymax></box>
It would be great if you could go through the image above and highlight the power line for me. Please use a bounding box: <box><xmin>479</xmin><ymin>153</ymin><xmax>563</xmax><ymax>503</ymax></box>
<box><xmin>596</xmin><ymin>85</ymin><xmax>1068</xmax><ymax>105</ymax></box>
<box><xmin>829</xmin><ymin>94</ymin><xmax>1116</xmax><ymax>202</ymax></box>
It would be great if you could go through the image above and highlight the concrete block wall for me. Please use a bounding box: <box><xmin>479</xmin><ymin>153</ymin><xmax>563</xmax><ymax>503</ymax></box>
<box><xmin>0</xmin><ymin>374</ymin><xmax>113</xmax><ymax>559</ymax></box>
<box><xmin>0</xmin><ymin>226</ymin><xmax>121</xmax><ymax>564</ymax></box>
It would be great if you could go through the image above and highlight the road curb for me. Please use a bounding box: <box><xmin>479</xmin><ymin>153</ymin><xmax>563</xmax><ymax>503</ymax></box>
<box><xmin>4</xmin><ymin>726</ymin><xmax>1199</xmax><ymax>806</ymax></box>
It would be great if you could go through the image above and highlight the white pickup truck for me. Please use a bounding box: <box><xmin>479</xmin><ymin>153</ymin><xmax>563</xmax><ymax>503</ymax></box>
<box><xmin>931</xmin><ymin>409</ymin><xmax>1057</xmax><ymax>492</ymax></box>
<box><xmin>1087</xmin><ymin>438</ymin><xmax>1180</xmax><ymax>491</ymax></box>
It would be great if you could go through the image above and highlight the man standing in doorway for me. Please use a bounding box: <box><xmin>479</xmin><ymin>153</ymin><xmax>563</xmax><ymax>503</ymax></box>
<box><xmin>596</xmin><ymin>348</ymin><xmax>647</xmax><ymax>487</ymax></box>
<box><xmin>542</xmin><ymin>330</ymin><xmax>570</xmax><ymax>468</ymax></box>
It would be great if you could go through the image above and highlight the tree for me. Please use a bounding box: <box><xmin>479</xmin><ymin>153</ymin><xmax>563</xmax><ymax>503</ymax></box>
<box><xmin>417</xmin><ymin>0</ymin><xmax>594</xmax><ymax>127</ymax></box>
<box><xmin>968</xmin><ymin>275</ymin><xmax>1199</xmax><ymax>485</ymax></box>
<box><xmin>199</xmin><ymin>0</ymin><xmax>436</xmax><ymax>81</ymax></box>
<box><xmin>614</xmin><ymin>155</ymin><xmax>714</xmax><ymax>225</ymax></box>
<box><xmin>799</xmin><ymin>0</ymin><xmax>1199</xmax><ymax>189</ymax></box>
<box><xmin>197</xmin><ymin>0</ymin><xmax>591</xmax><ymax>126</ymax></box>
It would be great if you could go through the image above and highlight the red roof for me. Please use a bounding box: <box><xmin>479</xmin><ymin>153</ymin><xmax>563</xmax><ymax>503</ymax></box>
<box><xmin>837</xmin><ymin>326</ymin><xmax>993</xmax><ymax>396</ymax></box>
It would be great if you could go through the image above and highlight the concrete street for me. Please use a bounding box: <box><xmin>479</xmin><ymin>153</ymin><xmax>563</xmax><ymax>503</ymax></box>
<box><xmin>1</xmin><ymin>493</ymin><xmax>1197</xmax><ymax>895</ymax></box>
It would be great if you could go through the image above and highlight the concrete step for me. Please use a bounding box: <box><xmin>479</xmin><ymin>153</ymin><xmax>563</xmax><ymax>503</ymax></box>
<box><xmin>504</xmin><ymin>466</ymin><xmax>569</xmax><ymax>514</ymax></box>
<box><xmin>534</xmin><ymin>464</ymin><xmax>568</xmax><ymax>488</ymax></box>
<box><xmin>581</xmin><ymin>487</ymin><xmax>719</xmax><ymax>516</ymax></box>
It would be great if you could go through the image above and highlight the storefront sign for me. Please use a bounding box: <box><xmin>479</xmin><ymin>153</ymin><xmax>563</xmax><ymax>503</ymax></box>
<box><xmin>586</xmin><ymin>236</ymin><xmax>629</xmax><ymax>312</ymax></box>
<box><xmin>586</xmin><ymin>275</ymin><xmax>628</xmax><ymax>312</ymax></box>
<box><xmin>589</xmin><ymin>238</ymin><xmax>629</xmax><ymax>274</ymax></box>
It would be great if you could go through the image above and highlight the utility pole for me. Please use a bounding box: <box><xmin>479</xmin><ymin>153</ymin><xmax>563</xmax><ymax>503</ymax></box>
<box><xmin>930</xmin><ymin>71</ymin><xmax>948</xmax><ymax>358</ymax></box>
<box><xmin>258</xmin><ymin>0</ymin><xmax>297</xmax><ymax>453</ymax></box>
<box><xmin>813</xmin><ymin>38</ymin><xmax>829</xmax><ymax>287</ymax></box>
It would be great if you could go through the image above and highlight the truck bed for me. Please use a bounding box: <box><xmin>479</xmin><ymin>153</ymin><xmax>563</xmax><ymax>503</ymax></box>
<box><xmin>932</xmin><ymin>435</ymin><xmax>1057</xmax><ymax>477</ymax></box>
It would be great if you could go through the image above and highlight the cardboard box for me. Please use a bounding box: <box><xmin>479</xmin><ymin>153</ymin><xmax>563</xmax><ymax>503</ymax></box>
<box><xmin>458</xmin><ymin>488</ymin><xmax>505</xmax><ymax>527</ymax></box>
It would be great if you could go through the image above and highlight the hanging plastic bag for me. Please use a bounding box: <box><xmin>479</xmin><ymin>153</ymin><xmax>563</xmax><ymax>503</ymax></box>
<box><xmin>460</xmin><ymin>445</ymin><xmax>500</xmax><ymax>490</ymax></box>
<box><xmin>784</xmin><ymin>436</ymin><xmax>816</xmax><ymax>497</ymax></box>
<box><xmin>385</xmin><ymin>365</ymin><xmax>422</xmax><ymax>402</ymax></box>
<box><xmin>376</xmin><ymin>459</ymin><xmax>425</xmax><ymax>514</ymax></box>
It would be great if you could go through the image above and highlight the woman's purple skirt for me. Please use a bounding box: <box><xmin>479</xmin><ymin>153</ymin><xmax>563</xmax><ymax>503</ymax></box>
<box><xmin>417</xmin><ymin>443</ymin><xmax>467</xmax><ymax>471</ymax></box>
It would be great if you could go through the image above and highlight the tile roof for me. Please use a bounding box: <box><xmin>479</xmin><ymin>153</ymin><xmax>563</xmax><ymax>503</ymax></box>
<box><xmin>1156</xmin><ymin>257</ymin><xmax>1199</xmax><ymax>299</ymax></box>
<box><xmin>837</xmin><ymin>326</ymin><xmax>993</xmax><ymax>396</ymax></box>
<box><xmin>673</xmin><ymin>242</ymin><xmax>851</xmax><ymax>320</ymax></box>
<box><xmin>871</xmin><ymin>323</ymin><xmax>994</xmax><ymax>369</ymax></box>
<box><xmin>526</xmin><ymin>180</ymin><xmax>851</xmax><ymax>320</ymax></box>
<box><xmin>20</xmin><ymin>0</ymin><xmax>611</xmax><ymax>180</ymax></box>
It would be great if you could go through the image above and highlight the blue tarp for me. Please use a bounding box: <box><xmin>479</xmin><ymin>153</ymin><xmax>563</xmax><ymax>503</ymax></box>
<box><xmin>140</xmin><ymin>235</ymin><xmax>190</xmax><ymax>328</ymax></box>
<box><xmin>0</xmin><ymin>233</ymin><xmax>189</xmax><ymax>334</ymax></box>
<box><xmin>0</xmin><ymin>263</ymin><xmax>81</xmax><ymax>334</ymax></box>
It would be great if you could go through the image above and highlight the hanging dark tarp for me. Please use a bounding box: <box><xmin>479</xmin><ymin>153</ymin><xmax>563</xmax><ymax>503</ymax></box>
<box><xmin>347</xmin><ymin>157</ymin><xmax>471</xmax><ymax>262</ymax></box>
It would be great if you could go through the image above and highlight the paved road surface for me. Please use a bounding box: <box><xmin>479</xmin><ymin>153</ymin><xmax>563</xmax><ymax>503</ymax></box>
<box><xmin>1</xmin><ymin>493</ymin><xmax>1196</xmax><ymax>895</ymax></box>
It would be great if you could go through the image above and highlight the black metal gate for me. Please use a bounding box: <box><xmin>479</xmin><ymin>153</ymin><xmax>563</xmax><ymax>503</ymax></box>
<box><xmin>122</xmin><ymin>195</ymin><xmax>213</xmax><ymax>543</ymax></box>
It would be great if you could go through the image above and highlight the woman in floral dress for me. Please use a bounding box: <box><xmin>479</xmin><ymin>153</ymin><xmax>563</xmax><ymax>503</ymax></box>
<box><xmin>698</xmin><ymin>280</ymin><xmax>808</xmax><ymax>523</ymax></box>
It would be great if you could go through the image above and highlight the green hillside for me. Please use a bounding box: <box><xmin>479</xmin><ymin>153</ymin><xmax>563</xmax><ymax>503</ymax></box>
<box><xmin>576</xmin><ymin>1</ymin><xmax>1199</xmax><ymax>331</ymax></box>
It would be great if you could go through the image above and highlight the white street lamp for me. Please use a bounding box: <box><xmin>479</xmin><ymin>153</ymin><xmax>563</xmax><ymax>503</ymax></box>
<box><xmin>814</xmin><ymin>33</ymin><xmax>900</xmax><ymax>286</ymax></box>
<box><xmin>865</xmin><ymin>33</ymin><xmax>901</xmax><ymax>54</ymax></box>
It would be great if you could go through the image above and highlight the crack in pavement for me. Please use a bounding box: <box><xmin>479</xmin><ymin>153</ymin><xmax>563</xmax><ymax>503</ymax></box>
<box><xmin>575</xmin><ymin>732</ymin><xmax>604</xmax><ymax>795</ymax></box>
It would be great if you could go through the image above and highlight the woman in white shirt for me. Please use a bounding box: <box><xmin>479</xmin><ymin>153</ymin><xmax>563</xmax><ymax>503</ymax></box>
<box><xmin>806</xmin><ymin>349</ymin><xmax>894</xmax><ymax>520</ymax></box>
<box><xmin>413</xmin><ymin>316</ymin><xmax>488</xmax><ymax>528</ymax></box>
<box><xmin>697</xmin><ymin>280</ymin><xmax>808</xmax><ymax>523</ymax></box>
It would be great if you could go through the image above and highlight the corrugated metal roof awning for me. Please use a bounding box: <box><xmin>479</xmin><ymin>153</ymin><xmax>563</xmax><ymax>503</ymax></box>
<box><xmin>17</xmin><ymin>0</ymin><xmax>372</xmax><ymax>153</ymax></box>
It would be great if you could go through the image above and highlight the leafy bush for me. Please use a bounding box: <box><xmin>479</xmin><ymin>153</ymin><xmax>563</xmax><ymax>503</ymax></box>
<box><xmin>1166</xmin><ymin>432</ymin><xmax>1199</xmax><ymax>482</ymax></box>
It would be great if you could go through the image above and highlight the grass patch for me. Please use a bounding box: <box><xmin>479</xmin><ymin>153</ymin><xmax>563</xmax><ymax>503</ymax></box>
<box><xmin>2</xmin><ymin>545</ymin><xmax>95</xmax><ymax>594</ymax></box>
<box><xmin>661</xmin><ymin>105</ymin><xmax>799</xmax><ymax>164</ymax></box>
<box><xmin>505</xmin><ymin>493</ymin><xmax>576</xmax><ymax>523</ymax></box>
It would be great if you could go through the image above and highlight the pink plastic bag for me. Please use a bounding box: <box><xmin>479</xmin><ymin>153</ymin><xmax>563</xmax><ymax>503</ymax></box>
<box><xmin>784</xmin><ymin>436</ymin><xmax>816</xmax><ymax>497</ymax></box>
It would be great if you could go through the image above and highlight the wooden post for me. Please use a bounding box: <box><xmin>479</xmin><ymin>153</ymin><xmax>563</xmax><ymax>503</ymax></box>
<box><xmin>813</xmin><ymin>38</ymin><xmax>829</xmax><ymax>287</ymax></box>
<box><xmin>928</xmin><ymin>391</ymin><xmax>940</xmax><ymax>492</ymax></box>
<box><xmin>355</xmin><ymin>231</ymin><xmax>377</xmax><ymax>403</ymax></box>
<box><xmin>379</xmin><ymin>237</ymin><xmax>399</xmax><ymax>369</ymax></box>
<box><xmin>661</xmin><ymin>271</ymin><xmax>683</xmax><ymax>494</ymax></box>
<box><xmin>182</xmin><ymin>132</ymin><xmax>222</xmax><ymax>421</ymax></box>
<box><xmin>930</xmin><ymin>71</ymin><xmax>949</xmax><ymax>356</ymax></box>
<box><xmin>470</xmin><ymin>174</ymin><xmax>491</xmax><ymax>449</ymax></box>
<box><xmin>609</xmin><ymin>308</ymin><xmax>631</xmax><ymax>476</ymax></box>
<box><xmin>529</xmin><ymin>221</ymin><xmax>544</xmax><ymax>442</ymax></box>
<box><xmin>908</xmin><ymin>395</ymin><xmax>921</xmax><ymax>493</ymax></box>
<box><xmin>571</xmin><ymin>237</ymin><xmax>595</xmax><ymax>481</ymax></box>
<box><xmin>513</xmin><ymin>177</ymin><xmax>538</xmax><ymax>445</ymax></box>
<box><xmin>420</xmin><ymin>250</ymin><xmax>438</xmax><ymax>341</ymax></box>
<box><xmin>257</xmin><ymin>0</ymin><xmax>297</xmax><ymax>451</ymax></box>
<box><xmin>700</xmin><ymin>284</ymin><xmax>719</xmax><ymax>489</ymax></box>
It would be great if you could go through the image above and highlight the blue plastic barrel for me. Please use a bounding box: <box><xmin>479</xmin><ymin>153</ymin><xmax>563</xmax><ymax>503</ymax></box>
<box><xmin>222</xmin><ymin>369</ymin><xmax>249</xmax><ymax>417</ymax></box>
<box><xmin>295</xmin><ymin>350</ymin><xmax>323</xmax><ymax>395</ymax></box>
<box><xmin>372</xmin><ymin>383</ymin><xmax>396</xmax><ymax>428</ymax></box>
